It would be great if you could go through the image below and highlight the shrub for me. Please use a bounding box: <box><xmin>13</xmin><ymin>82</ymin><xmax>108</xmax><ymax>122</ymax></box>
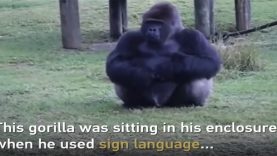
<box><xmin>214</xmin><ymin>41</ymin><xmax>265</xmax><ymax>80</ymax></box>
<box><xmin>215</xmin><ymin>42</ymin><xmax>264</xmax><ymax>71</ymax></box>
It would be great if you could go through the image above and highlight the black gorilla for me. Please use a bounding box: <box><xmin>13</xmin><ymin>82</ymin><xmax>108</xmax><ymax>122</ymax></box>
<box><xmin>106</xmin><ymin>2</ymin><xmax>221</xmax><ymax>108</ymax></box>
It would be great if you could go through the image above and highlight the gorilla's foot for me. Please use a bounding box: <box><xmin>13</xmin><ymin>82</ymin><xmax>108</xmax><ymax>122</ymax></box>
<box><xmin>151</xmin><ymin>82</ymin><xmax>177</xmax><ymax>107</ymax></box>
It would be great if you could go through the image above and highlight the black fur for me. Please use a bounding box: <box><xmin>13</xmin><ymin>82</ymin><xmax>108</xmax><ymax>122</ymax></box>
<box><xmin>106</xmin><ymin>2</ymin><xmax>221</xmax><ymax>108</ymax></box>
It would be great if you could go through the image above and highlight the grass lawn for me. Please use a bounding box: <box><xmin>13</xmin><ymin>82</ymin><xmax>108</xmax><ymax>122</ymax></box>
<box><xmin>0</xmin><ymin>0</ymin><xmax>276</xmax><ymax>155</ymax></box>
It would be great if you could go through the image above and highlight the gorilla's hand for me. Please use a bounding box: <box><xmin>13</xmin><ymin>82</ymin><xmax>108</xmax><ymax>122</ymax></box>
<box><xmin>151</xmin><ymin>57</ymin><xmax>174</xmax><ymax>82</ymax></box>
<box><xmin>156</xmin><ymin>52</ymin><xmax>189</xmax><ymax>82</ymax></box>
<box><xmin>132</xmin><ymin>68</ymin><xmax>154</xmax><ymax>89</ymax></box>
<box><xmin>169</xmin><ymin>52</ymin><xmax>186</xmax><ymax>62</ymax></box>
<box><xmin>151</xmin><ymin>72</ymin><xmax>166</xmax><ymax>82</ymax></box>
<box><xmin>131</xmin><ymin>57</ymin><xmax>166</xmax><ymax>82</ymax></box>
<box><xmin>124</xmin><ymin>58</ymin><xmax>164</xmax><ymax>88</ymax></box>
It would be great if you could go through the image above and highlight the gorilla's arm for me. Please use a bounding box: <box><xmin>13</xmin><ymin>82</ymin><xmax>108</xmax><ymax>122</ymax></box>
<box><xmin>106</xmin><ymin>31</ymin><xmax>153</xmax><ymax>90</ymax></box>
<box><xmin>172</xmin><ymin>29</ymin><xmax>221</xmax><ymax>82</ymax></box>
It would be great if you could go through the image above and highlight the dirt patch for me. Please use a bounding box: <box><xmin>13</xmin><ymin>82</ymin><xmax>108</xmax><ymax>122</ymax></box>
<box><xmin>89</xmin><ymin>42</ymin><xmax>117</xmax><ymax>52</ymax></box>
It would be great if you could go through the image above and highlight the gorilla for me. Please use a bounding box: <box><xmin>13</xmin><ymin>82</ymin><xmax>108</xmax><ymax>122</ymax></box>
<box><xmin>106</xmin><ymin>2</ymin><xmax>221</xmax><ymax>108</ymax></box>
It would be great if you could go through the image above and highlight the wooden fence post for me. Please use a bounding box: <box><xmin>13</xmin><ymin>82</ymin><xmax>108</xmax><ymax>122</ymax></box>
<box><xmin>121</xmin><ymin>0</ymin><xmax>128</xmax><ymax>33</ymax></box>
<box><xmin>109</xmin><ymin>0</ymin><xmax>122</xmax><ymax>39</ymax></box>
<box><xmin>209</xmin><ymin>0</ymin><xmax>215</xmax><ymax>36</ymax></box>
<box><xmin>194</xmin><ymin>0</ymin><xmax>214</xmax><ymax>38</ymax></box>
<box><xmin>59</xmin><ymin>0</ymin><xmax>81</xmax><ymax>49</ymax></box>
<box><xmin>235</xmin><ymin>0</ymin><xmax>251</xmax><ymax>30</ymax></box>
<box><xmin>109</xmin><ymin>0</ymin><xmax>128</xmax><ymax>39</ymax></box>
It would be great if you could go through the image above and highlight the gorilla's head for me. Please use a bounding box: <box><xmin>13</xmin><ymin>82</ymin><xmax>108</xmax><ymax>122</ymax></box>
<box><xmin>141</xmin><ymin>2</ymin><xmax>183</xmax><ymax>44</ymax></box>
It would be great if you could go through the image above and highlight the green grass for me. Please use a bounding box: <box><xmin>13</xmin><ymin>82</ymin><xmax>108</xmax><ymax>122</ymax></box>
<box><xmin>0</xmin><ymin>0</ymin><xmax>277</xmax><ymax>155</ymax></box>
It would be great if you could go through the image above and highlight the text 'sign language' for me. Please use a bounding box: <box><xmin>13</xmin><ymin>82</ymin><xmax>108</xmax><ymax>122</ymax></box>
<box><xmin>0</xmin><ymin>122</ymin><xmax>276</xmax><ymax>152</ymax></box>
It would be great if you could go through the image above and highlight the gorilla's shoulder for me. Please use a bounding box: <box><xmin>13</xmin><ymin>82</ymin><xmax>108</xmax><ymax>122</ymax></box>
<box><xmin>176</xmin><ymin>28</ymin><xmax>207</xmax><ymax>44</ymax></box>
<box><xmin>119</xmin><ymin>31</ymin><xmax>144</xmax><ymax>42</ymax></box>
<box><xmin>179</xmin><ymin>28</ymin><xmax>204</xmax><ymax>39</ymax></box>
<box><xmin>114</xmin><ymin>31</ymin><xmax>144</xmax><ymax>51</ymax></box>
